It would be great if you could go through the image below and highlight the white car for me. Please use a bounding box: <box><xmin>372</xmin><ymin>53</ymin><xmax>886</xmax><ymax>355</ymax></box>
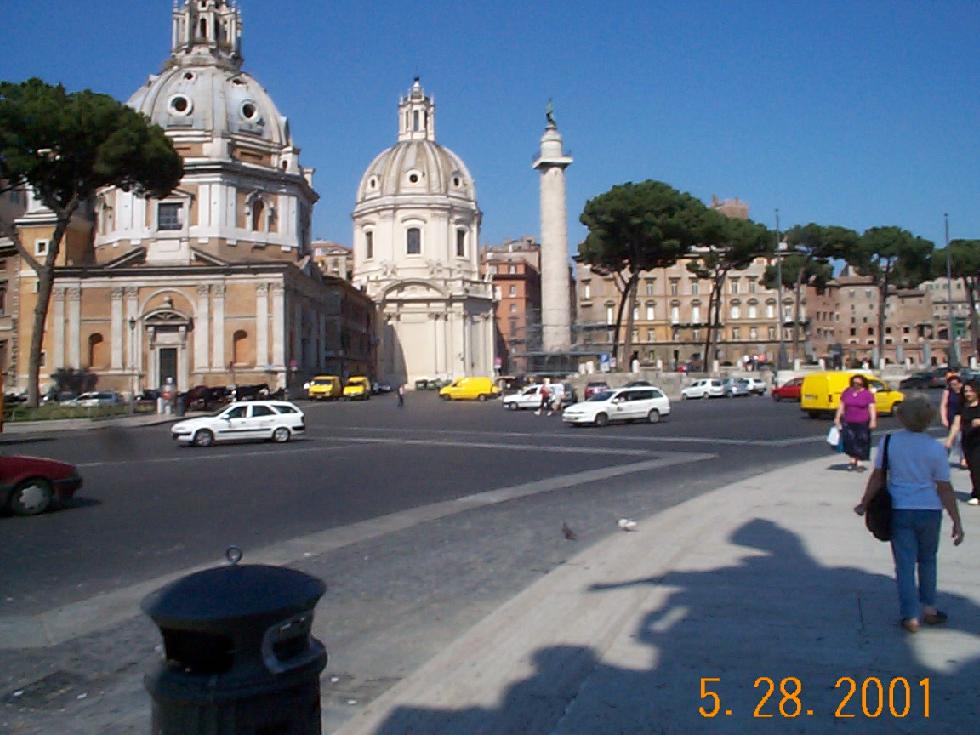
<box><xmin>562</xmin><ymin>386</ymin><xmax>670</xmax><ymax>427</ymax></box>
<box><xmin>680</xmin><ymin>379</ymin><xmax>726</xmax><ymax>399</ymax></box>
<box><xmin>171</xmin><ymin>401</ymin><xmax>305</xmax><ymax>447</ymax></box>
<box><xmin>74</xmin><ymin>391</ymin><xmax>123</xmax><ymax>407</ymax></box>
<box><xmin>502</xmin><ymin>385</ymin><xmax>550</xmax><ymax>410</ymax></box>
<box><xmin>743</xmin><ymin>377</ymin><xmax>767</xmax><ymax>395</ymax></box>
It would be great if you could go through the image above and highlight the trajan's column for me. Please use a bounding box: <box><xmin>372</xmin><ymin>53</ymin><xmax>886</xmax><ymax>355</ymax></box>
<box><xmin>533</xmin><ymin>102</ymin><xmax>573</xmax><ymax>351</ymax></box>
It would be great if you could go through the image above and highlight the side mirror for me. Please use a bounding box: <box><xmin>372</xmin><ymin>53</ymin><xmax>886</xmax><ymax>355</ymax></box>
<box><xmin>611</xmin><ymin>397</ymin><xmax>621</xmax><ymax>404</ymax></box>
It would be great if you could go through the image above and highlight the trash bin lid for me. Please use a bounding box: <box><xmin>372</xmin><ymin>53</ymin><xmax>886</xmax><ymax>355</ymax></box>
<box><xmin>142</xmin><ymin>564</ymin><xmax>326</xmax><ymax>627</ymax></box>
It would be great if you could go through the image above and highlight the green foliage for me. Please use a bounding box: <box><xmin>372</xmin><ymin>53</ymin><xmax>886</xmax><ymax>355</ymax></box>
<box><xmin>761</xmin><ymin>253</ymin><xmax>833</xmax><ymax>292</ymax></box>
<box><xmin>850</xmin><ymin>226</ymin><xmax>933</xmax><ymax>287</ymax></box>
<box><xmin>0</xmin><ymin>77</ymin><xmax>183</xmax><ymax>209</ymax></box>
<box><xmin>686</xmin><ymin>214</ymin><xmax>773</xmax><ymax>281</ymax></box>
<box><xmin>578</xmin><ymin>180</ymin><xmax>707</xmax><ymax>275</ymax></box>
<box><xmin>933</xmin><ymin>239</ymin><xmax>980</xmax><ymax>280</ymax></box>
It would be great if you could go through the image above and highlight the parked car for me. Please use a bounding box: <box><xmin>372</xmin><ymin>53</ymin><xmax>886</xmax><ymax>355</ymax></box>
<box><xmin>231</xmin><ymin>383</ymin><xmax>274</xmax><ymax>401</ymax></box>
<box><xmin>136</xmin><ymin>389</ymin><xmax>161</xmax><ymax>403</ymax></box>
<box><xmin>583</xmin><ymin>381</ymin><xmax>610</xmax><ymax>400</ymax></box>
<box><xmin>439</xmin><ymin>376</ymin><xmax>500</xmax><ymax>401</ymax></box>
<box><xmin>680</xmin><ymin>378</ymin><xmax>725</xmax><ymax>400</ymax></box>
<box><xmin>562</xmin><ymin>386</ymin><xmax>671</xmax><ymax>427</ymax></box>
<box><xmin>306</xmin><ymin>375</ymin><xmax>343</xmax><ymax>400</ymax></box>
<box><xmin>722</xmin><ymin>378</ymin><xmax>751</xmax><ymax>398</ymax></box>
<box><xmin>343</xmin><ymin>376</ymin><xmax>371</xmax><ymax>400</ymax></box>
<box><xmin>1</xmin><ymin>455</ymin><xmax>82</xmax><ymax>516</ymax></box>
<box><xmin>624</xmin><ymin>380</ymin><xmax>654</xmax><ymax>388</ymax></box>
<box><xmin>771</xmin><ymin>377</ymin><xmax>804</xmax><ymax>402</ymax></box>
<box><xmin>372</xmin><ymin>381</ymin><xmax>392</xmax><ymax>395</ymax></box>
<box><xmin>414</xmin><ymin>378</ymin><xmax>447</xmax><ymax>390</ymax></box>
<box><xmin>74</xmin><ymin>391</ymin><xmax>123</xmax><ymax>407</ymax></box>
<box><xmin>743</xmin><ymin>377</ymin><xmax>767</xmax><ymax>395</ymax></box>
<box><xmin>503</xmin><ymin>384</ymin><xmax>548</xmax><ymax>410</ymax></box>
<box><xmin>171</xmin><ymin>401</ymin><xmax>305</xmax><ymax>447</ymax></box>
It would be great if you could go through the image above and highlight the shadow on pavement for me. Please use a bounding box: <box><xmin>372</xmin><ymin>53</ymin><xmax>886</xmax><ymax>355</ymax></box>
<box><xmin>367</xmin><ymin>519</ymin><xmax>979</xmax><ymax>734</ymax></box>
<box><xmin>0</xmin><ymin>437</ymin><xmax>55</xmax><ymax>447</ymax></box>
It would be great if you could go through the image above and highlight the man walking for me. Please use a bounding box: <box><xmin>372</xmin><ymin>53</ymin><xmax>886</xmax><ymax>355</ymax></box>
<box><xmin>397</xmin><ymin>383</ymin><xmax>405</xmax><ymax>408</ymax></box>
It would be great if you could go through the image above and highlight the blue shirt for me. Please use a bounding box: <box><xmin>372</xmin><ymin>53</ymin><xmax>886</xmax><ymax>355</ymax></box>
<box><xmin>874</xmin><ymin>431</ymin><xmax>949</xmax><ymax>510</ymax></box>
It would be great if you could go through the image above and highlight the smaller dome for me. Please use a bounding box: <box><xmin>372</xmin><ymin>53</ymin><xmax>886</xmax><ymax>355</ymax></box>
<box><xmin>128</xmin><ymin>65</ymin><xmax>290</xmax><ymax>146</ymax></box>
<box><xmin>356</xmin><ymin>140</ymin><xmax>476</xmax><ymax>204</ymax></box>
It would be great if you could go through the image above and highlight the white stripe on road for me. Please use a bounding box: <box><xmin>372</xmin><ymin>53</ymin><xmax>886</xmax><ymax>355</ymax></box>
<box><xmin>0</xmin><ymin>451</ymin><xmax>714</xmax><ymax>649</ymax></box>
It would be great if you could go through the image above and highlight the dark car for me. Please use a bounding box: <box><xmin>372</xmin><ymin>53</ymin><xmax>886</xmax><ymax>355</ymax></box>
<box><xmin>1</xmin><ymin>455</ymin><xmax>82</xmax><ymax>516</ymax></box>
<box><xmin>624</xmin><ymin>380</ymin><xmax>654</xmax><ymax>388</ymax></box>
<box><xmin>771</xmin><ymin>377</ymin><xmax>804</xmax><ymax>402</ymax></box>
<box><xmin>899</xmin><ymin>372</ymin><xmax>933</xmax><ymax>390</ymax></box>
<box><xmin>584</xmin><ymin>381</ymin><xmax>610</xmax><ymax>400</ymax></box>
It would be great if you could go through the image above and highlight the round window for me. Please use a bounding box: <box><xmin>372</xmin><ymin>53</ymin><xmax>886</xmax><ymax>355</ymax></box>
<box><xmin>241</xmin><ymin>102</ymin><xmax>257</xmax><ymax>120</ymax></box>
<box><xmin>168</xmin><ymin>95</ymin><xmax>192</xmax><ymax>116</ymax></box>
<box><xmin>183</xmin><ymin>72</ymin><xmax>195</xmax><ymax>81</ymax></box>
<box><xmin>408</xmin><ymin>173</ymin><xmax>419</xmax><ymax>184</ymax></box>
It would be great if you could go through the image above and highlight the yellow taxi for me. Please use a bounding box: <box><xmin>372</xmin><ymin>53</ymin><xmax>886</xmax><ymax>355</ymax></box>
<box><xmin>343</xmin><ymin>376</ymin><xmax>371</xmax><ymax>401</ymax></box>
<box><xmin>306</xmin><ymin>375</ymin><xmax>342</xmax><ymax>401</ymax></box>
<box><xmin>800</xmin><ymin>371</ymin><xmax>904</xmax><ymax>418</ymax></box>
<box><xmin>438</xmin><ymin>376</ymin><xmax>500</xmax><ymax>402</ymax></box>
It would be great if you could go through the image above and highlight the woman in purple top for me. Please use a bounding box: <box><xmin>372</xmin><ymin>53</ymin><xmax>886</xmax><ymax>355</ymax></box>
<box><xmin>834</xmin><ymin>374</ymin><xmax>877</xmax><ymax>471</ymax></box>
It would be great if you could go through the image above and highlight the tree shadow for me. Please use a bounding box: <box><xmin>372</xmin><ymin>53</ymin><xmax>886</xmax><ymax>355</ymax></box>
<box><xmin>365</xmin><ymin>518</ymin><xmax>980</xmax><ymax>734</ymax></box>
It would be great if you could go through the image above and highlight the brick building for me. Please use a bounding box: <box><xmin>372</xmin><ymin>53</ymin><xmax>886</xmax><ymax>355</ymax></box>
<box><xmin>480</xmin><ymin>237</ymin><xmax>541</xmax><ymax>374</ymax></box>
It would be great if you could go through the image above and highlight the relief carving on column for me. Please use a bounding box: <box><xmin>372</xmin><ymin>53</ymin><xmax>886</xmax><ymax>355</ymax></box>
<box><xmin>110</xmin><ymin>287</ymin><xmax>124</xmax><ymax>300</ymax></box>
<box><xmin>53</xmin><ymin>288</ymin><xmax>66</xmax><ymax>302</ymax></box>
<box><xmin>256</xmin><ymin>282</ymin><xmax>269</xmax><ymax>295</ymax></box>
<box><xmin>196</xmin><ymin>285</ymin><xmax>210</xmax><ymax>297</ymax></box>
<box><xmin>212</xmin><ymin>284</ymin><xmax>226</xmax><ymax>298</ymax></box>
<box><xmin>67</xmin><ymin>287</ymin><xmax>81</xmax><ymax>301</ymax></box>
<box><xmin>125</xmin><ymin>287</ymin><xmax>138</xmax><ymax>298</ymax></box>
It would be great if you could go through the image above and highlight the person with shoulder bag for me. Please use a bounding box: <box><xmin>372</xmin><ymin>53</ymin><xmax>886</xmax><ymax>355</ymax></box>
<box><xmin>854</xmin><ymin>397</ymin><xmax>965</xmax><ymax>633</ymax></box>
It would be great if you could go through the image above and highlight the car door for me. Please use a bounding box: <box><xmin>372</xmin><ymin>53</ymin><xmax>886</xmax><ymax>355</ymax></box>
<box><xmin>628</xmin><ymin>389</ymin><xmax>654</xmax><ymax>419</ymax></box>
<box><xmin>248</xmin><ymin>404</ymin><xmax>277</xmax><ymax>438</ymax></box>
<box><xmin>218</xmin><ymin>405</ymin><xmax>250</xmax><ymax>441</ymax></box>
<box><xmin>610</xmin><ymin>390</ymin><xmax>632</xmax><ymax>420</ymax></box>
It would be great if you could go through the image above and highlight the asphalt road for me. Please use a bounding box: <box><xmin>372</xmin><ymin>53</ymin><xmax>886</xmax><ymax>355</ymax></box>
<box><xmin>0</xmin><ymin>392</ymin><xmax>908</xmax><ymax>734</ymax></box>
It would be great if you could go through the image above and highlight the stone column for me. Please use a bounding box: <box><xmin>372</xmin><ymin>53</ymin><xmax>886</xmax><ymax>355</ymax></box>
<box><xmin>211</xmin><ymin>284</ymin><xmax>225</xmax><ymax>370</ymax></box>
<box><xmin>195</xmin><ymin>285</ymin><xmax>210</xmax><ymax>372</ymax></box>
<box><xmin>271</xmin><ymin>283</ymin><xmax>285</xmax><ymax>369</ymax></box>
<box><xmin>533</xmin><ymin>121</ymin><xmax>573</xmax><ymax>351</ymax></box>
<box><xmin>52</xmin><ymin>288</ymin><xmax>66</xmax><ymax>369</ymax></box>
<box><xmin>256</xmin><ymin>283</ymin><xmax>269</xmax><ymax>369</ymax></box>
<box><xmin>110</xmin><ymin>288</ymin><xmax>124</xmax><ymax>369</ymax></box>
<box><xmin>125</xmin><ymin>288</ymin><xmax>139</xmax><ymax>371</ymax></box>
<box><xmin>68</xmin><ymin>287</ymin><xmax>81</xmax><ymax>368</ymax></box>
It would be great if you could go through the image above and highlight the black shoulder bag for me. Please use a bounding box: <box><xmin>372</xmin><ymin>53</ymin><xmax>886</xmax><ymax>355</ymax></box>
<box><xmin>865</xmin><ymin>434</ymin><xmax>892</xmax><ymax>542</ymax></box>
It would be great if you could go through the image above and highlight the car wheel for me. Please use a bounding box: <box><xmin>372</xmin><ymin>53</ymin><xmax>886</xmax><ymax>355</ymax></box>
<box><xmin>440</xmin><ymin>394</ymin><xmax>451</xmax><ymax>401</ymax></box>
<box><xmin>193</xmin><ymin>429</ymin><xmax>215</xmax><ymax>447</ymax></box>
<box><xmin>506</xmin><ymin>402</ymin><xmax>517</xmax><ymax>410</ymax></box>
<box><xmin>594</xmin><ymin>412</ymin><xmax>609</xmax><ymax>427</ymax></box>
<box><xmin>478</xmin><ymin>394</ymin><xmax>488</xmax><ymax>402</ymax></box>
<box><xmin>647</xmin><ymin>409</ymin><xmax>661</xmax><ymax>424</ymax></box>
<box><xmin>272</xmin><ymin>426</ymin><xmax>291</xmax><ymax>443</ymax></box>
<box><xmin>681</xmin><ymin>393</ymin><xmax>689</xmax><ymax>400</ymax></box>
<box><xmin>888</xmin><ymin>401</ymin><xmax>901</xmax><ymax>417</ymax></box>
<box><xmin>9</xmin><ymin>478</ymin><xmax>53</xmax><ymax>516</ymax></box>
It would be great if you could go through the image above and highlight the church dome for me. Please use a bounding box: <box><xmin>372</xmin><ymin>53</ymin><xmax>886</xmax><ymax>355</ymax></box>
<box><xmin>127</xmin><ymin>66</ymin><xmax>290</xmax><ymax>146</ymax></box>
<box><xmin>355</xmin><ymin>79</ymin><xmax>476</xmax><ymax>206</ymax></box>
<box><xmin>356</xmin><ymin>139</ymin><xmax>476</xmax><ymax>203</ymax></box>
<box><xmin>126</xmin><ymin>0</ymin><xmax>290</xmax><ymax>147</ymax></box>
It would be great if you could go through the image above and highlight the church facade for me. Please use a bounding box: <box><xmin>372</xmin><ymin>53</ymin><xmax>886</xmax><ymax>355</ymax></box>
<box><xmin>5</xmin><ymin>0</ymin><xmax>375</xmax><ymax>396</ymax></box>
<box><xmin>352</xmin><ymin>80</ymin><xmax>494</xmax><ymax>386</ymax></box>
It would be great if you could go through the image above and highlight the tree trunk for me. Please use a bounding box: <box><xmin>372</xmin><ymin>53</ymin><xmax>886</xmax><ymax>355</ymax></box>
<box><xmin>620</xmin><ymin>275</ymin><xmax>639</xmax><ymax>371</ymax></box>
<box><xmin>791</xmin><ymin>272</ymin><xmax>804</xmax><ymax>363</ymax></box>
<box><xmin>965</xmin><ymin>276</ymin><xmax>979</xmax><ymax>364</ymax></box>
<box><xmin>610</xmin><ymin>273</ymin><xmax>631</xmax><ymax>363</ymax></box>
<box><xmin>877</xmin><ymin>274</ymin><xmax>889</xmax><ymax>369</ymax></box>
<box><xmin>703</xmin><ymin>273</ymin><xmax>723</xmax><ymax>375</ymax></box>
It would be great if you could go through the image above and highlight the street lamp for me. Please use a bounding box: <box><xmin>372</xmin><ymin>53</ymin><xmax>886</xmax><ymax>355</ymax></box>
<box><xmin>774</xmin><ymin>209</ymin><xmax>786</xmax><ymax>371</ymax></box>
<box><xmin>128</xmin><ymin>317</ymin><xmax>137</xmax><ymax>414</ymax></box>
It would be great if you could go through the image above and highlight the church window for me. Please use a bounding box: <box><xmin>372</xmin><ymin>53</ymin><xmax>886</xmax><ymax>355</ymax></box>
<box><xmin>365</xmin><ymin>231</ymin><xmax>374</xmax><ymax>260</ymax></box>
<box><xmin>168</xmin><ymin>95</ymin><xmax>192</xmax><ymax>116</ymax></box>
<box><xmin>158</xmin><ymin>203</ymin><xmax>182</xmax><ymax>230</ymax></box>
<box><xmin>408</xmin><ymin>173</ymin><xmax>420</xmax><ymax>184</ymax></box>
<box><xmin>199</xmin><ymin>18</ymin><xmax>208</xmax><ymax>39</ymax></box>
<box><xmin>646</xmin><ymin>303</ymin><xmax>655</xmax><ymax>321</ymax></box>
<box><xmin>509</xmin><ymin>285</ymin><xmax>517</xmax><ymax>297</ymax></box>
<box><xmin>183</xmin><ymin>72</ymin><xmax>195</xmax><ymax>81</ymax></box>
<box><xmin>0</xmin><ymin>284</ymin><xmax>6</xmax><ymax>315</ymax></box>
<box><xmin>251</xmin><ymin>199</ymin><xmax>265</xmax><ymax>231</ymax></box>
<box><xmin>453</xmin><ymin>177</ymin><xmax>460</xmax><ymax>187</ymax></box>
<box><xmin>413</xmin><ymin>110</ymin><xmax>420</xmax><ymax>131</ymax></box>
<box><xmin>406</xmin><ymin>227</ymin><xmax>421</xmax><ymax>255</ymax></box>
<box><xmin>456</xmin><ymin>229</ymin><xmax>466</xmax><ymax>257</ymax></box>
<box><xmin>605</xmin><ymin>304</ymin><xmax>615</xmax><ymax>325</ymax></box>
<box><xmin>35</xmin><ymin>239</ymin><xmax>50</xmax><ymax>257</ymax></box>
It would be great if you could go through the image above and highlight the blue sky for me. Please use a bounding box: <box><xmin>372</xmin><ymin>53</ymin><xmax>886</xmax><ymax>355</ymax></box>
<box><xmin>2</xmin><ymin>1</ymin><xmax>978</xmax><ymax>253</ymax></box>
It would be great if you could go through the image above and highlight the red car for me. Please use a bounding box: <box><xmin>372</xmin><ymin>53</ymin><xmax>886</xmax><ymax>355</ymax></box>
<box><xmin>1</xmin><ymin>456</ymin><xmax>82</xmax><ymax>516</ymax></box>
<box><xmin>771</xmin><ymin>377</ymin><xmax>804</xmax><ymax>402</ymax></box>
<box><xmin>584</xmin><ymin>381</ymin><xmax>610</xmax><ymax>399</ymax></box>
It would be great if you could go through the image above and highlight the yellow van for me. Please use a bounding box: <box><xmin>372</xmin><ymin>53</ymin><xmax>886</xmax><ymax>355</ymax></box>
<box><xmin>306</xmin><ymin>375</ymin><xmax>342</xmax><ymax>400</ymax></box>
<box><xmin>800</xmin><ymin>371</ymin><xmax>904</xmax><ymax>418</ymax></box>
<box><xmin>439</xmin><ymin>376</ymin><xmax>500</xmax><ymax>402</ymax></box>
<box><xmin>343</xmin><ymin>376</ymin><xmax>371</xmax><ymax>401</ymax></box>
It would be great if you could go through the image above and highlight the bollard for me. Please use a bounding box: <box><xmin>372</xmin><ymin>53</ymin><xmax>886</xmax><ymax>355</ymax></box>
<box><xmin>175</xmin><ymin>395</ymin><xmax>186</xmax><ymax>418</ymax></box>
<box><xmin>142</xmin><ymin>548</ymin><xmax>327</xmax><ymax>734</ymax></box>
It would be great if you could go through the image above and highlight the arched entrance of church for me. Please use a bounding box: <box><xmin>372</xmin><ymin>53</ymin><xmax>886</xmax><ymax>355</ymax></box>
<box><xmin>143</xmin><ymin>308</ymin><xmax>193</xmax><ymax>390</ymax></box>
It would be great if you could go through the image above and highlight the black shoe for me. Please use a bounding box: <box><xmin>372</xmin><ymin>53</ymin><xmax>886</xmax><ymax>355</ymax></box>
<box><xmin>923</xmin><ymin>611</ymin><xmax>948</xmax><ymax>625</ymax></box>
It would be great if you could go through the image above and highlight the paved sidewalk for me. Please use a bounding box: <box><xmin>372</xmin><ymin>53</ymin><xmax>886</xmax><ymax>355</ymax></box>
<box><xmin>336</xmin><ymin>453</ymin><xmax>980</xmax><ymax>735</ymax></box>
<box><xmin>1</xmin><ymin>412</ymin><xmax>195</xmax><ymax>435</ymax></box>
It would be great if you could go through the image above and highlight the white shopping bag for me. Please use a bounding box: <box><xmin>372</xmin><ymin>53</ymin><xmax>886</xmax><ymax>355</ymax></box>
<box><xmin>826</xmin><ymin>426</ymin><xmax>841</xmax><ymax>448</ymax></box>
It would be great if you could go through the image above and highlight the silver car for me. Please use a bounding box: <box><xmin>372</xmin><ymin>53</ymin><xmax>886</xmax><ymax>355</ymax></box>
<box><xmin>722</xmin><ymin>378</ymin><xmax>751</xmax><ymax>397</ymax></box>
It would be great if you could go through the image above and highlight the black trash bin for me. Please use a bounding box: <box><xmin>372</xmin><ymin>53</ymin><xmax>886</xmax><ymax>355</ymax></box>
<box><xmin>142</xmin><ymin>559</ymin><xmax>327</xmax><ymax>735</ymax></box>
<box><xmin>175</xmin><ymin>395</ymin><xmax>186</xmax><ymax>417</ymax></box>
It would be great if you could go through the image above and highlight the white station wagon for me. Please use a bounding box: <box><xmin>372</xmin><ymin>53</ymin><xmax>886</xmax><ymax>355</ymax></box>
<box><xmin>562</xmin><ymin>386</ymin><xmax>670</xmax><ymax>427</ymax></box>
<box><xmin>171</xmin><ymin>401</ymin><xmax>305</xmax><ymax>447</ymax></box>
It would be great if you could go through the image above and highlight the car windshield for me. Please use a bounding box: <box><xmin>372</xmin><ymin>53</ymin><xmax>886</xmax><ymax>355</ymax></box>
<box><xmin>588</xmin><ymin>390</ymin><xmax>614</xmax><ymax>402</ymax></box>
<box><xmin>521</xmin><ymin>386</ymin><xmax>538</xmax><ymax>395</ymax></box>
<box><xmin>311</xmin><ymin>378</ymin><xmax>334</xmax><ymax>385</ymax></box>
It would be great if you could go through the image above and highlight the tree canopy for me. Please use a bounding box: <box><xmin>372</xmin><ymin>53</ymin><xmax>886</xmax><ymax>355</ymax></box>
<box><xmin>578</xmin><ymin>180</ymin><xmax>708</xmax><ymax>360</ymax></box>
<box><xmin>933</xmin><ymin>239</ymin><xmax>980</xmax><ymax>356</ymax></box>
<box><xmin>0</xmin><ymin>77</ymin><xmax>183</xmax><ymax>405</ymax></box>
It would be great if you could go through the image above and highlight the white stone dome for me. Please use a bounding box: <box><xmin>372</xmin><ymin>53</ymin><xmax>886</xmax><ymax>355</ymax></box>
<box><xmin>356</xmin><ymin>139</ymin><xmax>476</xmax><ymax>203</ymax></box>
<box><xmin>127</xmin><ymin>64</ymin><xmax>290</xmax><ymax>146</ymax></box>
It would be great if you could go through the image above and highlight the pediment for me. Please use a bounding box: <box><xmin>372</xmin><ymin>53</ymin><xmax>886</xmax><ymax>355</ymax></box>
<box><xmin>381</xmin><ymin>279</ymin><xmax>448</xmax><ymax>301</ymax></box>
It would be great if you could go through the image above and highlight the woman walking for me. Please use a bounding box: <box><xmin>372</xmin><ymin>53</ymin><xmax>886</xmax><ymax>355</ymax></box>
<box><xmin>834</xmin><ymin>374</ymin><xmax>877</xmax><ymax>471</ymax></box>
<box><xmin>948</xmin><ymin>379</ymin><xmax>980</xmax><ymax>505</ymax></box>
<box><xmin>855</xmin><ymin>397</ymin><xmax>965</xmax><ymax>633</ymax></box>
<box><xmin>941</xmin><ymin>373</ymin><xmax>966</xmax><ymax>470</ymax></box>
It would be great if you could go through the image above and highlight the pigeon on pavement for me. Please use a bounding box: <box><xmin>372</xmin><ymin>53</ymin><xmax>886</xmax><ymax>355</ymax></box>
<box><xmin>561</xmin><ymin>522</ymin><xmax>577</xmax><ymax>541</ymax></box>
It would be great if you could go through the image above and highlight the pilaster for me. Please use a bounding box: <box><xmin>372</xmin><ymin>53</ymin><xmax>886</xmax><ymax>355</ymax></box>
<box><xmin>52</xmin><ymin>288</ymin><xmax>65</xmax><ymax>370</ymax></box>
<box><xmin>195</xmin><ymin>285</ymin><xmax>210</xmax><ymax>371</ymax></box>
<box><xmin>67</xmin><ymin>287</ymin><xmax>81</xmax><ymax>368</ymax></box>
<box><xmin>256</xmin><ymin>283</ymin><xmax>269</xmax><ymax>368</ymax></box>
<box><xmin>271</xmin><ymin>283</ymin><xmax>285</xmax><ymax>369</ymax></box>
<box><xmin>211</xmin><ymin>284</ymin><xmax>225</xmax><ymax>369</ymax></box>
<box><xmin>110</xmin><ymin>288</ymin><xmax>124</xmax><ymax>369</ymax></box>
